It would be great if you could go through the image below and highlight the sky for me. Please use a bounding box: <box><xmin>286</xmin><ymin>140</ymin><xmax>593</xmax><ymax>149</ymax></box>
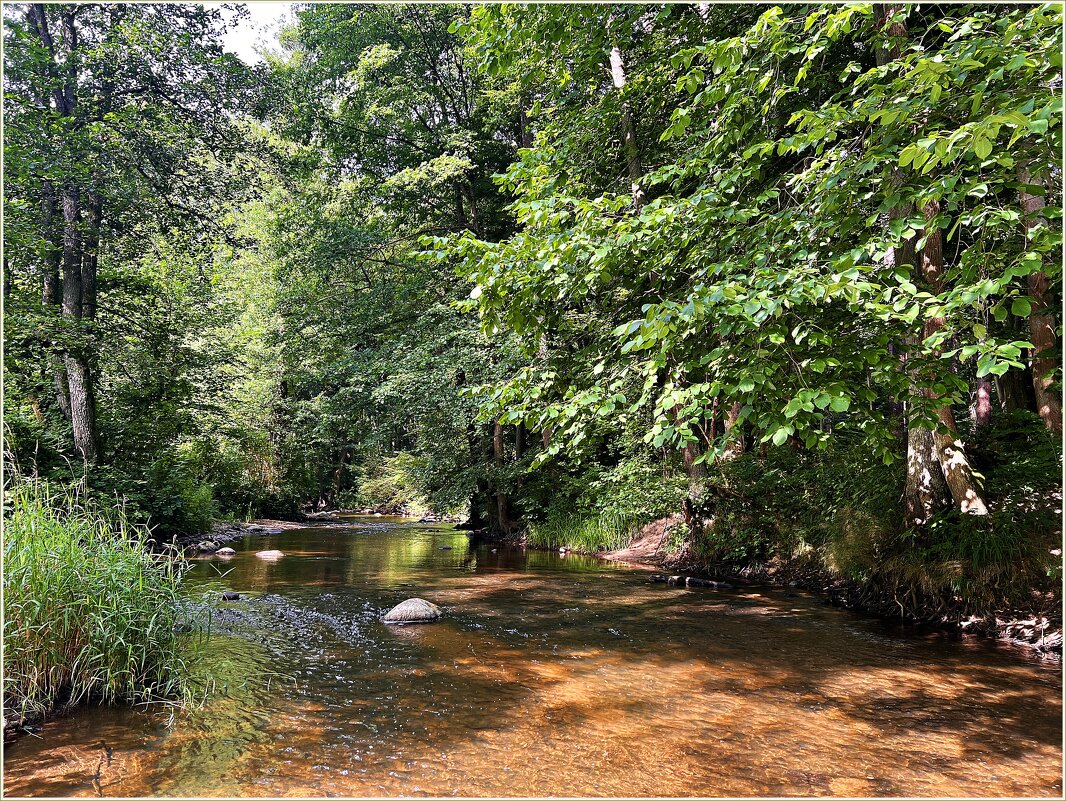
<box><xmin>206</xmin><ymin>2</ymin><xmax>294</xmax><ymax>64</ymax></box>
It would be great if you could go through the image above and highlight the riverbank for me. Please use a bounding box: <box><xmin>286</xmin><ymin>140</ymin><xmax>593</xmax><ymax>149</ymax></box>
<box><xmin>179</xmin><ymin>513</ymin><xmax>1064</xmax><ymax>657</ymax></box>
<box><xmin>594</xmin><ymin>521</ymin><xmax>1064</xmax><ymax>658</ymax></box>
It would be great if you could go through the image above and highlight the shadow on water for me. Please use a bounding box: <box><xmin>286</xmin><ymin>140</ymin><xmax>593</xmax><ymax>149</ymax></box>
<box><xmin>3</xmin><ymin>520</ymin><xmax>1062</xmax><ymax>798</ymax></box>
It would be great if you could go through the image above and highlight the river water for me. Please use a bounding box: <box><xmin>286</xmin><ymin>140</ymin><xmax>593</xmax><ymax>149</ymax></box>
<box><xmin>3</xmin><ymin>519</ymin><xmax>1062</xmax><ymax>797</ymax></box>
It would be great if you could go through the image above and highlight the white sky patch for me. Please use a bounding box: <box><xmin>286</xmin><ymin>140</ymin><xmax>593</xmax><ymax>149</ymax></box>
<box><xmin>205</xmin><ymin>2</ymin><xmax>295</xmax><ymax>64</ymax></box>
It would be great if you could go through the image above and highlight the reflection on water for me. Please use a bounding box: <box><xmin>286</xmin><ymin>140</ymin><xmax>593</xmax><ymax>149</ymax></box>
<box><xmin>3</xmin><ymin>520</ymin><xmax>1062</xmax><ymax>798</ymax></box>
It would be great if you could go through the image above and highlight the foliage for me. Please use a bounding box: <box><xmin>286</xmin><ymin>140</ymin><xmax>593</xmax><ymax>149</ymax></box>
<box><xmin>3</xmin><ymin>477</ymin><xmax>199</xmax><ymax>723</ymax></box>
<box><xmin>445</xmin><ymin>3</ymin><xmax>1062</xmax><ymax>463</ymax></box>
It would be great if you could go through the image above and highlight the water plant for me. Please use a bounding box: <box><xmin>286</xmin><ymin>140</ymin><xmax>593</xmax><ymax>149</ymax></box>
<box><xmin>525</xmin><ymin>510</ymin><xmax>644</xmax><ymax>553</ymax></box>
<box><xmin>3</xmin><ymin>478</ymin><xmax>199</xmax><ymax>725</ymax></box>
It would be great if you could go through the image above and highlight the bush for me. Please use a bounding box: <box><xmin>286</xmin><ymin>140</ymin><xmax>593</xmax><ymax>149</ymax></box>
<box><xmin>3</xmin><ymin>478</ymin><xmax>198</xmax><ymax>724</ymax></box>
<box><xmin>352</xmin><ymin>452</ymin><xmax>430</xmax><ymax>514</ymax></box>
<box><xmin>144</xmin><ymin>453</ymin><xmax>217</xmax><ymax>534</ymax></box>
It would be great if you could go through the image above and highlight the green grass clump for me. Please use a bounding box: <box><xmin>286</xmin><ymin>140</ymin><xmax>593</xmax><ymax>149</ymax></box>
<box><xmin>3</xmin><ymin>479</ymin><xmax>198</xmax><ymax>724</ymax></box>
<box><xmin>526</xmin><ymin>510</ymin><xmax>643</xmax><ymax>552</ymax></box>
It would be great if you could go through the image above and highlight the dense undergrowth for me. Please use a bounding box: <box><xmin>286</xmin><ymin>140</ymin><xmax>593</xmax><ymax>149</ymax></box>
<box><xmin>682</xmin><ymin>415</ymin><xmax>1060</xmax><ymax>622</ymax></box>
<box><xmin>512</xmin><ymin>413</ymin><xmax>1061</xmax><ymax>626</ymax></box>
<box><xmin>3</xmin><ymin>479</ymin><xmax>200</xmax><ymax>727</ymax></box>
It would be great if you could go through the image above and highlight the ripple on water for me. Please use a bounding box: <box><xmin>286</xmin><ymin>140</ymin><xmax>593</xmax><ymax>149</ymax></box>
<box><xmin>3</xmin><ymin>523</ymin><xmax>1062</xmax><ymax>798</ymax></box>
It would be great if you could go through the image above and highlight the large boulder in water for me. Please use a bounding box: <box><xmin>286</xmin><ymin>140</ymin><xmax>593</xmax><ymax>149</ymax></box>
<box><xmin>255</xmin><ymin>549</ymin><xmax>285</xmax><ymax>560</ymax></box>
<box><xmin>383</xmin><ymin>598</ymin><xmax>442</xmax><ymax>625</ymax></box>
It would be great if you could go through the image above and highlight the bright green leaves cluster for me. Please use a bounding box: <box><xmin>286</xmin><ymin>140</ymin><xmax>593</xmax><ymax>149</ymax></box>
<box><xmin>444</xmin><ymin>3</ymin><xmax>1061</xmax><ymax>466</ymax></box>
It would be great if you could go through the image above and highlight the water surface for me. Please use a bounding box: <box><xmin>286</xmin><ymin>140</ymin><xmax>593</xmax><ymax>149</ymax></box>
<box><xmin>3</xmin><ymin>520</ymin><xmax>1062</xmax><ymax>797</ymax></box>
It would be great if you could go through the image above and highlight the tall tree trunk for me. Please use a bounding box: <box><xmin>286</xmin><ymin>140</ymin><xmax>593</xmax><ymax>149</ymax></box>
<box><xmin>41</xmin><ymin>180</ymin><xmax>72</xmax><ymax>419</ymax></box>
<box><xmin>920</xmin><ymin>200</ymin><xmax>987</xmax><ymax>515</ymax></box>
<box><xmin>537</xmin><ymin>333</ymin><xmax>553</xmax><ymax>448</ymax></box>
<box><xmin>82</xmin><ymin>189</ymin><xmax>101</xmax><ymax>319</ymax></box>
<box><xmin>1017</xmin><ymin>164</ymin><xmax>1062</xmax><ymax>436</ymax></box>
<box><xmin>875</xmin><ymin>5</ymin><xmax>955</xmax><ymax>525</ymax></box>
<box><xmin>608</xmin><ymin>45</ymin><xmax>645</xmax><ymax>209</ymax></box>
<box><xmin>61</xmin><ymin>182</ymin><xmax>98</xmax><ymax>465</ymax></box>
<box><xmin>493</xmin><ymin>421</ymin><xmax>511</xmax><ymax>533</ymax></box>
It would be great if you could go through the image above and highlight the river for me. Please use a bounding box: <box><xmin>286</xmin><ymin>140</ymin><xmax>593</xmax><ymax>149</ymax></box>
<box><xmin>3</xmin><ymin>518</ymin><xmax>1061</xmax><ymax>797</ymax></box>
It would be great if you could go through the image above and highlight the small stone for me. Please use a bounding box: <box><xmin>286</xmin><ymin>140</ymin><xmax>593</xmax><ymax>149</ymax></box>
<box><xmin>383</xmin><ymin>598</ymin><xmax>442</xmax><ymax>625</ymax></box>
<box><xmin>667</xmin><ymin>575</ymin><xmax>684</xmax><ymax>586</ymax></box>
<box><xmin>255</xmin><ymin>549</ymin><xmax>285</xmax><ymax>560</ymax></box>
<box><xmin>222</xmin><ymin>591</ymin><xmax>240</xmax><ymax>601</ymax></box>
<box><xmin>439</xmin><ymin>546</ymin><xmax>452</xmax><ymax>550</ymax></box>
<box><xmin>685</xmin><ymin>577</ymin><xmax>707</xmax><ymax>588</ymax></box>
<box><xmin>216</xmin><ymin>547</ymin><xmax>236</xmax><ymax>556</ymax></box>
<box><xmin>197</xmin><ymin>540</ymin><xmax>218</xmax><ymax>553</ymax></box>
<box><xmin>648</xmin><ymin>575</ymin><xmax>667</xmax><ymax>583</ymax></box>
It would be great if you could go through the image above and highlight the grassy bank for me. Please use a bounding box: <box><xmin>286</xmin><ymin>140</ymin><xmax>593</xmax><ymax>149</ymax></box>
<box><xmin>3</xmin><ymin>480</ymin><xmax>199</xmax><ymax>729</ymax></box>
<box><xmin>526</xmin><ymin>510</ymin><xmax>646</xmax><ymax>553</ymax></box>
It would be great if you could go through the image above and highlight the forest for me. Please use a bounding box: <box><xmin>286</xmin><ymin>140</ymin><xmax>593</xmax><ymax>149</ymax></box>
<box><xmin>2</xmin><ymin>3</ymin><xmax>1063</xmax><ymax>793</ymax></box>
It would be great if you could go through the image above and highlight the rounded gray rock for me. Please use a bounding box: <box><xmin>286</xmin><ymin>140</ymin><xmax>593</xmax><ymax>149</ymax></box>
<box><xmin>383</xmin><ymin>598</ymin><xmax>442</xmax><ymax>625</ymax></box>
<box><xmin>216</xmin><ymin>547</ymin><xmax>236</xmax><ymax>556</ymax></box>
<box><xmin>255</xmin><ymin>549</ymin><xmax>285</xmax><ymax>560</ymax></box>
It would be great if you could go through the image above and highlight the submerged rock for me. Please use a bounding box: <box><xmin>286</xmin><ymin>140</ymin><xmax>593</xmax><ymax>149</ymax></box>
<box><xmin>383</xmin><ymin>598</ymin><xmax>442</xmax><ymax>625</ymax></box>
<box><xmin>222</xmin><ymin>591</ymin><xmax>240</xmax><ymax>601</ymax></box>
<box><xmin>216</xmin><ymin>547</ymin><xmax>236</xmax><ymax>556</ymax></box>
<box><xmin>255</xmin><ymin>549</ymin><xmax>285</xmax><ymax>560</ymax></box>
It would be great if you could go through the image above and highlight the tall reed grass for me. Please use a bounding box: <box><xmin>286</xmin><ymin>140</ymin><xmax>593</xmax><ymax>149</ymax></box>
<box><xmin>3</xmin><ymin>479</ymin><xmax>198</xmax><ymax>725</ymax></box>
<box><xmin>526</xmin><ymin>510</ymin><xmax>643</xmax><ymax>552</ymax></box>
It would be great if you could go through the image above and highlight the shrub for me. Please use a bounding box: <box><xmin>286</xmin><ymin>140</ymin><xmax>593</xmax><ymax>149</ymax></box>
<box><xmin>3</xmin><ymin>478</ymin><xmax>198</xmax><ymax>724</ymax></box>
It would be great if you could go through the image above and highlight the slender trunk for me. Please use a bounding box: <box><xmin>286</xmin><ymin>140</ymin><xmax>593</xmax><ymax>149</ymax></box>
<box><xmin>995</xmin><ymin>367</ymin><xmax>1035</xmax><ymax>413</ymax></box>
<box><xmin>1017</xmin><ymin>165</ymin><xmax>1063</xmax><ymax>436</ymax></box>
<box><xmin>537</xmin><ymin>333</ymin><xmax>552</xmax><ymax>448</ymax></box>
<box><xmin>457</xmin><ymin>367</ymin><xmax>486</xmax><ymax>529</ymax></box>
<box><xmin>920</xmin><ymin>200</ymin><xmax>987</xmax><ymax>515</ymax></box>
<box><xmin>518</xmin><ymin>101</ymin><xmax>533</xmax><ymax>149</ymax></box>
<box><xmin>82</xmin><ymin>189</ymin><xmax>101</xmax><ymax>320</ymax></box>
<box><xmin>493</xmin><ymin>421</ymin><xmax>511</xmax><ymax>533</ymax></box>
<box><xmin>720</xmin><ymin>402</ymin><xmax>744</xmax><ymax>461</ymax></box>
<box><xmin>971</xmin><ymin>376</ymin><xmax>993</xmax><ymax>428</ymax></box>
<box><xmin>461</xmin><ymin>183</ymin><xmax>480</xmax><ymax>237</ymax></box>
<box><xmin>61</xmin><ymin>182</ymin><xmax>97</xmax><ymax>464</ymax></box>
<box><xmin>41</xmin><ymin>180</ymin><xmax>71</xmax><ymax>419</ymax></box>
<box><xmin>608</xmin><ymin>45</ymin><xmax>645</xmax><ymax>209</ymax></box>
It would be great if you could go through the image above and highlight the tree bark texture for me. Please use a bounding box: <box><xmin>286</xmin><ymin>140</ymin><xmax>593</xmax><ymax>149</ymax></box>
<box><xmin>1017</xmin><ymin>164</ymin><xmax>1063</xmax><ymax>436</ymax></box>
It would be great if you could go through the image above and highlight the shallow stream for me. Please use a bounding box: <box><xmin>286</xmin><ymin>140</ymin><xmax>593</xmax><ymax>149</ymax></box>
<box><xmin>3</xmin><ymin>519</ymin><xmax>1061</xmax><ymax>797</ymax></box>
